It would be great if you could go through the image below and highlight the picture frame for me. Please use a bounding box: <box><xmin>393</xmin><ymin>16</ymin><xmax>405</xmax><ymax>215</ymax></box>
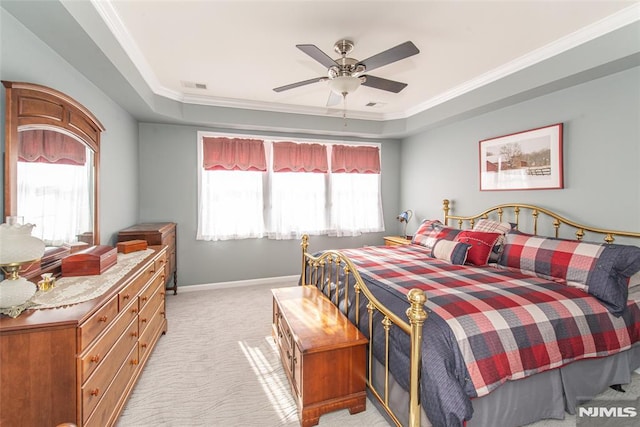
<box><xmin>479</xmin><ymin>123</ymin><xmax>563</xmax><ymax>191</ymax></box>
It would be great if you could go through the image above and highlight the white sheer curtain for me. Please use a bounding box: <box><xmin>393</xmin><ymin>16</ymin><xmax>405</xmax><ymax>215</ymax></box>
<box><xmin>197</xmin><ymin>170</ymin><xmax>265</xmax><ymax>241</ymax></box>
<box><xmin>267</xmin><ymin>172</ymin><xmax>327</xmax><ymax>239</ymax></box>
<box><xmin>17</xmin><ymin>161</ymin><xmax>91</xmax><ymax>246</ymax></box>
<box><xmin>329</xmin><ymin>172</ymin><xmax>384</xmax><ymax>236</ymax></box>
<box><xmin>196</xmin><ymin>133</ymin><xmax>384</xmax><ymax>241</ymax></box>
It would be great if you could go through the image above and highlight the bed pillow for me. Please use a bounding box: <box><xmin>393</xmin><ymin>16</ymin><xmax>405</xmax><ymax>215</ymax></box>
<box><xmin>499</xmin><ymin>233</ymin><xmax>640</xmax><ymax>316</ymax></box>
<box><xmin>412</xmin><ymin>219</ymin><xmax>462</xmax><ymax>250</ymax></box>
<box><xmin>473</xmin><ymin>219</ymin><xmax>513</xmax><ymax>263</ymax></box>
<box><xmin>431</xmin><ymin>239</ymin><xmax>471</xmax><ymax>265</ymax></box>
<box><xmin>454</xmin><ymin>230</ymin><xmax>501</xmax><ymax>266</ymax></box>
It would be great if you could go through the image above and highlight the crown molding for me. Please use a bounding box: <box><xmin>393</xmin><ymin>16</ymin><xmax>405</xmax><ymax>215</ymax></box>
<box><xmin>403</xmin><ymin>2</ymin><xmax>640</xmax><ymax>119</ymax></box>
<box><xmin>92</xmin><ymin>1</ymin><xmax>640</xmax><ymax>123</ymax></box>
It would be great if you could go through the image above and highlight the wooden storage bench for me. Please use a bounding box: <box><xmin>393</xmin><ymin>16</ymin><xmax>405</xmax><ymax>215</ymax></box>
<box><xmin>271</xmin><ymin>286</ymin><xmax>368</xmax><ymax>427</ymax></box>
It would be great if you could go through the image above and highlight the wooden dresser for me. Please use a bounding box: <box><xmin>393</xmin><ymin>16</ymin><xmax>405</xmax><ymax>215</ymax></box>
<box><xmin>117</xmin><ymin>222</ymin><xmax>177</xmax><ymax>294</ymax></box>
<box><xmin>272</xmin><ymin>286</ymin><xmax>368</xmax><ymax>427</ymax></box>
<box><xmin>0</xmin><ymin>246</ymin><xmax>168</xmax><ymax>427</ymax></box>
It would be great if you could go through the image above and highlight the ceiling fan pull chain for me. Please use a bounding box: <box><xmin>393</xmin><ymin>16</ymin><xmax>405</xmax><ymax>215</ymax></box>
<box><xmin>342</xmin><ymin>93</ymin><xmax>348</xmax><ymax>127</ymax></box>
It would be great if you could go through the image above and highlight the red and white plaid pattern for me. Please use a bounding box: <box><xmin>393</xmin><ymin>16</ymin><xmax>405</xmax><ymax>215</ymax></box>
<box><xmin>342</xmin><ymin>244</ymin><xmax>640</xmax><ymax>397</ymax></box>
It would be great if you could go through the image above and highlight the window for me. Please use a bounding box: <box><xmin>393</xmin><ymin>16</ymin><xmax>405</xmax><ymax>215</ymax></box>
<box><xmin>17</xmin><ymin>130</ymin><xmax>92</xmax><ymax>245</ymax></box>
<box><xmin>197</xmin><ymin>133</ymin><xmax>384</xmax><ymax>241</ymax></box>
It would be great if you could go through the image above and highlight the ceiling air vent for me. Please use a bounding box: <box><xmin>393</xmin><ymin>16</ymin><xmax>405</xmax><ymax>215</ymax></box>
<box><xmin>181</xmin><ymin>81</ymin><xmax>207</xmax><ymax>90</ymax></box>
<box><xmin>366</xmin><ymin>101</ymin><xmax>387</xmax><ymax>108</ymax></box>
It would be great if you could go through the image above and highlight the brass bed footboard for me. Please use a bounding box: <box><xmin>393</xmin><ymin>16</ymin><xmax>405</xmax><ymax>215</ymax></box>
<box><xmin>300</xmin><ymin>235</ymin><xmax>427</xmax><ymax>427</ymax></box>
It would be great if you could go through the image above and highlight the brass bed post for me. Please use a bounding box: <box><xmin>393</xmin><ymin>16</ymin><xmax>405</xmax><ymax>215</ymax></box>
<box><xmin>442</xmin><ymin>199</ymin><xmax>451</xmax><ymax>225</ymax></box>
<box><xmin>301</xmin><ymin>234</ymin><xmax>309</xmax><ymax>286</ymax></box>
<box><xmin>406</xmin><ymin>289</ymin><xmax>427</xmax><ymax>427</ymax></box>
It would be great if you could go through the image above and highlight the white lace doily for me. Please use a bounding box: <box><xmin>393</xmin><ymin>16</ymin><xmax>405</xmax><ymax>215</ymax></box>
<box><xmin>30</xmin><ymin>249</ymin><xmax>155</xmax><ymax>309</ymax></box>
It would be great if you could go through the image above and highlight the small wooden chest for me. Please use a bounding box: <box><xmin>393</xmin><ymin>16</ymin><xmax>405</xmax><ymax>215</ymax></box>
<box><xmin>116</xmin><ymin>239</ymin><xmax>148</xmax><ymax>254</ymax></box>
<box><xmin>61</xmin><ymin>245</ymin><xmax>118</xmax><ymax>277</ymax></box>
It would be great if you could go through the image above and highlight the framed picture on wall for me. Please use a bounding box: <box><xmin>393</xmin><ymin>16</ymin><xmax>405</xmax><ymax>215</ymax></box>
<box><xmin>479</xmin><ymin>123</ymin><xmax>563</xmax><ymax>191</ymax></box>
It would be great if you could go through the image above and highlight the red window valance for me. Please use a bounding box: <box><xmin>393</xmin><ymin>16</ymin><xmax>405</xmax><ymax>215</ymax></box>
<box><xmin>331</xmin><ymin>145</ymin><xmax>380</xmax><ymax>173</ymax></box>
<box><xmin>202</xmin><ymin>137</ymin><xmax>266</xmax><ymax>171</ymax></box>
<box><xmin>19</xmin><ymin>130</ymin><xmax>87</xmax><ymax>166</ymax></box>
<box><xmin>273</xmin><ymin>141</ymin><xmax>328</xmax><ymax>173</ymax></box>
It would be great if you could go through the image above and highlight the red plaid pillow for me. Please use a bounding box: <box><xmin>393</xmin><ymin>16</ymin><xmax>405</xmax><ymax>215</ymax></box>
<box><xmin>412</xmin><ymin>220</ymin><xmax>461</xmax><ymax>250</ymax></box>
<box><xmin>454</xmin><ymin>230</ymin><xmax>501</xmax><ymax>266</ymax></box>
<box><xmin>473</xmin><ymin>219</ymin><xmax>512</xmax><ymax>262</ymax></box>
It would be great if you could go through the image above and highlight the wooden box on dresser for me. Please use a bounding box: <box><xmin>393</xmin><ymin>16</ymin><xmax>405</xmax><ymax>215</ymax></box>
<box><xmin>0</xmin><ymin>246</ymin><xmax>168</xmax><ymax>427</ymax></box>
<box><xmin>117</xmin><ymin>222</ymin><xmax>177</xmax><ymax>294</ymax></box>
<box><xmin>272</xmin><ymin>286</ymin><xmax>368</xmax><ymax>427</ymax></box>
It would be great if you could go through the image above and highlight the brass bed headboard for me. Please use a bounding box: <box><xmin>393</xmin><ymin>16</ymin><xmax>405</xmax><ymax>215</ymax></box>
<box><xmin>442</xmin><ymin>199</ymin><xmax>640</xmax><ymax>244</ymax></box>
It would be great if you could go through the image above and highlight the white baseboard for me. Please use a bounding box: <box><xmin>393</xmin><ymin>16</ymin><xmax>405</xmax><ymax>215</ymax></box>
<box><xmin>177</xmin><ymin>275</ymin><xmax>299</xmax><ymax>293</ymax></box>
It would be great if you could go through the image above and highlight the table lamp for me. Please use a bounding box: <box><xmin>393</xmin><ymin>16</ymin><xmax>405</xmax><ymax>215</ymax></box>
<box><xmin>396</xmin><ymin>209</ymin><xmax>413</xmax><ymax>239</ymax></box>
<box><xmin>0</xmin><ymin>219</ymin><xmax>45</xmax><ymax>308</ymax></box>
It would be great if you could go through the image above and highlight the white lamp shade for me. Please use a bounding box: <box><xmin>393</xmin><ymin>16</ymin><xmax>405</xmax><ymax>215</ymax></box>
<box><xmin>0</xmin><ymin>223</ymin><xmax>45</xmax><ymax>265</ymax></box>
<box><xmin>327</xmin><ymin>76</ymin><xmax>361</xmax><ymax>95</ymax></box>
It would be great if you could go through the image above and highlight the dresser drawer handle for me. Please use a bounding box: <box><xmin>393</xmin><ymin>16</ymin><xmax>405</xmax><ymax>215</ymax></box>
<box><xmin>141</xmin><ymin>318</ymin><xmax>148</xmax><ymax>324</ymax></box>
<box><xmin>141</xmin><ymin>342</ymin><xmax>148</xmax><ymax>349</ymax></box>
<box><xmin>90</xmin><ymin>354</ymin><xmax>100</xmax><ymax>363</ymax></box>
<box><xmin>90</xmin><ymin>388</ymin><xmax>100</xmax><ymax>397</ymax></box>
<box><xmin>131</xmin><ymin>308</ymin><xmax>138</xmax><ymax>314</ymax></box>
<box><xmin>123</xmin><ymin>294</ymin><xmax>130</xmax><ymax>300</ymax></box>
<box><xmin>98</xmin><ymin>316</ymin><xmax>108</xmax><ymax>323</ymax></box>
<box><xmin>141</xmin><ymin>296</ymin><xmax>148</xmax><ymax>302</ymax></box>
<box><xmin>130</xmin><ymin>358</ymin><xmax>139</xmax><ymax>366</ymax></box>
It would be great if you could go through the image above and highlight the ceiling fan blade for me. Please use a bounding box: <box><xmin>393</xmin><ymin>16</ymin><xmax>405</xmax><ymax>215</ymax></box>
<box><xmin>361</xmin><ymin>75</ymin><xmax>408</xmax><ymax>93</ymax></box>
<box><xmin>358</xmin><ymin>41</ymin><xmax>419</xmax><ymax>73</ymax></box>
<box><xmin>326</xmin><ymin>91</ymin><xmax>343</xmax><ymax>107</ymax></box>
<box><xmin>296</xmin><ymin>44</ymin><xmax>338</xmax><ymax>68</ymax></box>
<box><xmin>273</xmin><ymin>77</ymin><xmax>328</xmax><ymax>92</ymax></box>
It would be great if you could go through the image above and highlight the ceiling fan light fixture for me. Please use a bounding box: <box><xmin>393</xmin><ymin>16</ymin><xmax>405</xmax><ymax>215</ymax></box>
<box><xmin>327</xmin><ymin>76</ymin><xmax>361</xmax><ymax>96</ymax></box>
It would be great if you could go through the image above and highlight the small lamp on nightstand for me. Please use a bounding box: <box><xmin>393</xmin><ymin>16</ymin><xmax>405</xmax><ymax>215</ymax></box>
<box><xmin>0</xmin><ymin>219</ymin><xmax>45</xmax><ymax>309</ymax></box>
<box><xmin>396</xmin><ymin>209</ymin><xmax>413</xmax><ymax>239</ymax></box>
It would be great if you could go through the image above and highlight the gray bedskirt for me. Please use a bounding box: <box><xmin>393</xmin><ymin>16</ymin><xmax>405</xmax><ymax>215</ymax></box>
<box><xmin>369</xmin><ymin>343</ymin><xmax>640</xmax><ymax>427</ymax></box>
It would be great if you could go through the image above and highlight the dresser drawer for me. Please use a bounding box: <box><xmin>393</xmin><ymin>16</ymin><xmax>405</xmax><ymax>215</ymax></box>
<box><xmin>118</xmin><ymin>261</ymin><xmax>156</xmax><ymax>310</ymax></box>
<box><xmin>155</xmin><ymin>253</ymin><xmax>168</xmax><ymax>279</ymax></box>
<box><xmin>139</xmin><ymin>303</ymin><xmax>164</xmax><ymax>364</ymax></box>
<box><xmin>139</xmin><ymin>270</ymin><xmax>164</xmax><ymax>311</ymax></box>
<box><xmin>84</xmin><ymin>345</ymin><xmax>139</xmax><ymax>427</ymax></box>
<box><xmin>139</xmin><ymin>281</ymin><xmax>164</xmax><ymax>335</ymax></box>
<box><xmin>81</xmin><ymin>319</ymin><xmax>138</xmax><ymax>423</ymax></box>
<box><xmin>79</xmin><ymin>297</ymin><xmax>118</xmax><ymax>351</ymax></box>
<box><xmin>80</xmin><ymin>308</ymin><xmax>138</xmax><ymax>382</ymax></box>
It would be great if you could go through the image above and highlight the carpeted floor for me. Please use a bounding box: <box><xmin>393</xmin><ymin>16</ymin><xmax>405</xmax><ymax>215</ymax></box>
<box><xmin>116</xmin><ymin>283</ymin><xmax>640</xmax><ymax>427</ymax></box>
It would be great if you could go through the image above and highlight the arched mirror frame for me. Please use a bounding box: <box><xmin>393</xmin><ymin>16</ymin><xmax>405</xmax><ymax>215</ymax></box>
<box><xmin>3</xmin><ymin>81</ymin><xmax>104</xmax><ymax>245</ymax></box>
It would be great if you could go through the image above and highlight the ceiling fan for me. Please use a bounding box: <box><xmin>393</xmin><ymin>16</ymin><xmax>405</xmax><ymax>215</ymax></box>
<box><xmin>273</xmin><ymin>39</ymin><xmax>420</xmax><ymax>106</ymax></box>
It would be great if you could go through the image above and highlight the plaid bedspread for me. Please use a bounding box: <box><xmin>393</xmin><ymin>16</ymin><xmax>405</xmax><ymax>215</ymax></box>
<box><xmin>337</xmin><ymin>244</ymin><xmax>640</xmax><ymax>426</ymax></box>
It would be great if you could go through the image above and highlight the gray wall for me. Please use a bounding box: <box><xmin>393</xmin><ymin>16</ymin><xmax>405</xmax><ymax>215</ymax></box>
<box><xmin>400</xmin><ymin>66</ymin><xmax>640</xmax><ymax>239</ymax></box>
<box><xmin>0</xmin><ymin>8</ymin><xmax>139</xmax><ymax>244</ymax></box>
<box><xmin>137</xmin><ymin>123</ymin><xmax>401</xmax><ymax>285</ymax></box>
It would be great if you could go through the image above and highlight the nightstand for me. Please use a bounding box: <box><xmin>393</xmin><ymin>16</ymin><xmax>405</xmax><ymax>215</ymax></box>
<box><xmin>384</xmin><ymin>236</ymin><xmax>412</xmax><ymax>246</ymax></box>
